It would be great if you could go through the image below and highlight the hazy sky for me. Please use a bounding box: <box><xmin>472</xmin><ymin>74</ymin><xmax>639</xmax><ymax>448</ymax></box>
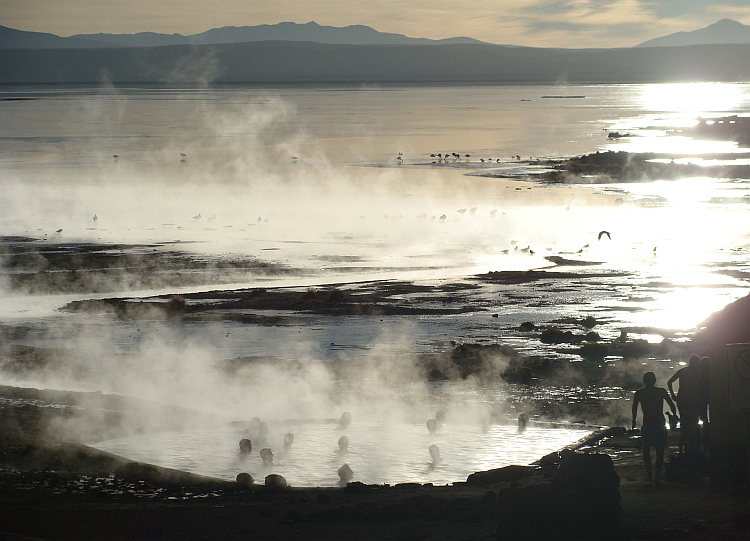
<box><xmin>4</xmin><ymin>0</ymin><xmax>750</xmax><ymax>48</ymax></box>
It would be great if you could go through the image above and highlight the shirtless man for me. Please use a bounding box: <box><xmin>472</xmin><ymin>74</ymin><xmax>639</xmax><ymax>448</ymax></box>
<box><xmin>632</xmin><ymin>371</ymin><xmax>677</xmax><ymax>488</ymax></box>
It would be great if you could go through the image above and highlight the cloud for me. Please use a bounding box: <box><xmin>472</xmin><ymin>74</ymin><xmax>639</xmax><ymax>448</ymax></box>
<box><xmin>645</xmin><ymin>0</ymin><xmax>747</xmax><ymax>19</ymax></box>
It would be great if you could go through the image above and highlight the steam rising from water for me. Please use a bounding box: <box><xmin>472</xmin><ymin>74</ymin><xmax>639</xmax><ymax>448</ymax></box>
<box><xmin>2</xmin><ymin>84</ymin><xmax>750</xmax><ymax>481</ymax></box>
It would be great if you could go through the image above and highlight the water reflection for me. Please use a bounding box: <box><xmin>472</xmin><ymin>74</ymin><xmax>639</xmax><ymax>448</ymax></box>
<box><xmin>639</xmin><ymin>82</ymin><xmax>750</xmax><ymax>113</ymax></box>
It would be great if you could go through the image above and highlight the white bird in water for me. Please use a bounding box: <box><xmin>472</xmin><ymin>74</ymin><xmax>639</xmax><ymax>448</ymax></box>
<box><xmin>113</xmin><ymin>154</ymin><xmax>118</xmax><ymax>161</ymax></box>
<box><xmin>180</xmin><ymin>152</ymin><xmax>187</xmax><ymax>160</ymax></box>
<box><xmin>93</xmin><ymin>214</ymin><xmax>98</xmax><ymax>222</ymax></box>
<box><xmin>192</xmin><ymin>213</ymin><xmax>201</xmax><ymax>220</ymax></box>
<box><xmin>457</xmin><ymin>208</ymin><xmax>466</xmax><ymax>214</ymax></box>
<box><xmin>490</xmin><ymin>209</ymin><xmax>498</xmax><ymax>216</ymax></box>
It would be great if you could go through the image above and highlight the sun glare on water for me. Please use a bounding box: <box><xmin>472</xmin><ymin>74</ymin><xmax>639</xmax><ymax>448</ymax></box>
<box><xmin>640</xmin><ymin>82</ymin><xmax>749</xmax><ymax>114</ymax></box>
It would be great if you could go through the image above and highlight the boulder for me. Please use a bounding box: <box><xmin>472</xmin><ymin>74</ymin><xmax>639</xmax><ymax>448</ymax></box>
<box><xmin>467</xmin><ymin>465</ymin><xmax>536</xmax><ymax>486</ymax></box>
<box><xmin>236</xmin><ymin>472</ymin><xmax>253</xmax><ymax>489</ymax></box>
<box><xmin>264</xmin><ymin>473</ymin><xmax>288</xmax><ymax>490</ymax></box>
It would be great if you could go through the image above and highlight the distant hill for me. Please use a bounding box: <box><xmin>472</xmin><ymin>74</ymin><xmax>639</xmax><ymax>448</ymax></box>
<box><xmin>0</xmin><ymin>21</ymin><xmax>485</xmax><ymax>49</ymax></box>
<box><xmin>0</xmin><ymin>25</ymin><xmax>106</xmax><ymax>49</ymax></box>
<box><xmin>636</xmin><ymin>19</ymin><xmax>750</xmax><ymax>47</ymax></box>
<box><xmin>2</xmin><ymin>41</ymin><xmax>749</xmax><ymax>84</ymax></box>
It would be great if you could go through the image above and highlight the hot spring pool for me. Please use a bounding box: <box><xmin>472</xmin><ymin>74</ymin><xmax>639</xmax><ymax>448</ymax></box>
<box><xmin>94</xmin><ymin>419</ymin><xmax>588</xmax><ymax>487</ymax></box>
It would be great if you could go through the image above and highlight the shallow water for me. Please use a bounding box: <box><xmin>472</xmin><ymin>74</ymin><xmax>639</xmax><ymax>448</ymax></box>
<box><xmin>2</xmin><ymin>83</ymin><xmax>750</xmax><ymax>475</ymax></box>
<box><xmin>94</xmin><ymin>420</ymin><xmax>587</xmax><ymax>487</ymax></box>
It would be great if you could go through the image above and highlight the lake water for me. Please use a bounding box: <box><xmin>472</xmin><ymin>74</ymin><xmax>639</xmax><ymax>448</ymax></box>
<box><xmin>2</xmin><ymin>83</ymin><xmax>750</xmax><ymax>485</ymax></box>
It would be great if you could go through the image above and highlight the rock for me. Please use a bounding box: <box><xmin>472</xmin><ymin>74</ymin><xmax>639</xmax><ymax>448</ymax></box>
<box><xmin>664</xmin><ymin>448</ymin><xmax>708</xmax><ymax>485</ymax></box>
<box><xmin>495</xmin><ymin>458</ymin><xmax>626</xmax><ymax>541</ymax></box>
<box><xmin>581</xmin><ymin>316</ymin><xmax>597</xmax><ymax>328</ymax></box>
<box><xmin>265</xmin><ymin>474</ymin><xmax>287</xmax><ymax>490</ymax></box>
<box><xmin>236</xmin><ymin>472</ymin><xmax>253</xmax><ymax>489</ymax></box>
<box><xmin>466</xmin><ymin>465</ymin><xmax>536</xmax><ymax>486</ymax></box>
<box><xmin>519</xmin><ymin>321</ymin><xmax>536</xmax><ymax>332</ymax></box>
<box><xmin>514</xmin><ymin>366</ymin><xmax>532</xmax><ymax>383</ymax></box>
<box><xmin>556</xmin><ymin>452</ymin><xmax>620</xmax><ymax>495</ymax></box>
<box><xmin>496</xmin><ymin>484</ymin><xmax>627</xmax><ymax>540</ymax></box>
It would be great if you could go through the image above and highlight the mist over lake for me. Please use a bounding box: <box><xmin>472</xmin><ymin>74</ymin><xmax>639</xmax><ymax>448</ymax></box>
<box><xmin>2</xmin><ymin>82</ymin><xmax>749</xmax><ymax>485</ymax></box>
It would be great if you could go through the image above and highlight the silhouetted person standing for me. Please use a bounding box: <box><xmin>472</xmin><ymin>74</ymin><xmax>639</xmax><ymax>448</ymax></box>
<box><xmin>698</xmin><ymin>356</ymin><xmax>710</xmax><ymax>444</ymax></box>
<box><xmin>632</xmin><ymin>371</ymin><xmax>676</xmax><ymax>488</ymax></box>
<box><xmin>668</xmin><ymin>355</ymin><xmax>702</xmax><ymax>451</ymax></box>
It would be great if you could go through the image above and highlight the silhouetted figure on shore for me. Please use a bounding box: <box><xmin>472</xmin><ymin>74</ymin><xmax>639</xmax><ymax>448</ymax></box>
<box><xmin>698</xmin><ymin>356</ymin><xmax>710</xmax><ymax>444</ymax></box>
<box><xmin>632</xmin><ymin>371</ymin><xmax>676</xmax><ymax>488</ymax></box>
<box><xmin>518</xmin><ymin>412</ymin><xmax>529</xmax><ymax>433</ymax></box>
<box><xmin>668</xmin><ymin>355</ymin><xmax>702</xmax><ymax>452</ymax></box>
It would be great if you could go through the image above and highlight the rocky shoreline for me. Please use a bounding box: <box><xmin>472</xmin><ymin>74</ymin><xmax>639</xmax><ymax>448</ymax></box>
<box><xmin>1</xmin><ymin>387</ymin><xmax>748</xmax><ymax>540</ymax></box>
<box><xmin>3</xmin><ymin>292</ymin><xmax>750</xmax><ymax>539</ymax></box>
<box><xmin>537</xmin><ymin>150</ymin><xmax>750</xmax><ymax>185</ymax></box>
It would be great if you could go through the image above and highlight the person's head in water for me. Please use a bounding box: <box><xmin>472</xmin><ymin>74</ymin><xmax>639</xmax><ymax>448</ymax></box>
<box><xmin>260</xmin><ymin>448</ymin><xmax>273</xmax><ymax>465</ymax></box>
<box><xmin>429</xmin><ymin>444</ymin><xmax>442</xmax><ymax>464</ymax></box>
<box><xmin>249</xmin><ymin>417</ymin><xmax>261</xmax><ymax>436</ymax></box>
<box><xmin>340</xmin><ymin>411</ymin><xmax>352</xmax><ymax>429</ymax></box>
<box><xmin>239</xmin><ymin>438</ymin><xmax>252</xmax><ymax>455</ymax></box>
<box><xmin>426</xmin><ymin>419</ymin><xmax>437</xmax><ymax>434</ymax></box>
<box><xmin>338</xmin><ymin>463</ymin><xmax>353</xmax><ymax>485</ymax></box>
<box><xmin>643</xmin><ymin>371</ymin><xmax>656</xmax><ymax>387</ymax></box>
<box><xmin>338</xmin><ymin>435</ymin><xmax>349</xmax><ymax>452</ymax></box>
<box><xmin>283</xmin><ymin>433</ymin><xmax>294</xmax><ymax>449</ymax></box>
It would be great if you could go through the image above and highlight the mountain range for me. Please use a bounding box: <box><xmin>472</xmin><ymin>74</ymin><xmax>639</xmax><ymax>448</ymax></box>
<box><xmin>0</xmin><ymin>21</ymin><xmax>485</xmax><ymax>49</ymax></box>
<box><xmin>3</xmin><ymin>19</ymin><xmax>750</xmax><ymax>50</ymax></box>
<box><xmin>635</xmin><ymin>18</ymin><xmax>750</xmax><ymax>47</ymax></box>
<box><xmin>2</xmin><ymin>20</ymin><xmax>750</xmax><ymax>84</ymax></box>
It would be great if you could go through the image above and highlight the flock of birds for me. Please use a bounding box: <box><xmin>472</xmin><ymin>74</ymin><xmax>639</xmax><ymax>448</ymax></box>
<box><xmin>390</xmin><ymin>153</ymin><xmax>534</xmax><ymax>164</ymax></box>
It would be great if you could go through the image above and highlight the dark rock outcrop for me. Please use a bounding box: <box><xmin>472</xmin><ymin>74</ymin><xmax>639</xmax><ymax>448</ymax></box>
<box><xmin>496</xmin><ymin>452</ymin><xmax>625</xmax><ymax>540</ymax></box>
<box><xmin>466</xmin><ymin>465</ymin><xmax>537</xmax><ymax>486</ymax></box>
